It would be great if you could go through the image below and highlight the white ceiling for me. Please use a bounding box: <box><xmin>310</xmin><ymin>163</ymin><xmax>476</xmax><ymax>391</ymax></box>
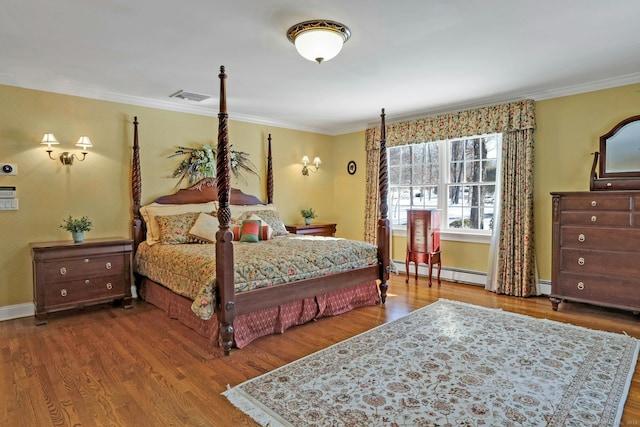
<box><xmin>2</xmin><ymin>0</ymin><xmax>640</xmax><ymax>135</ymax></box>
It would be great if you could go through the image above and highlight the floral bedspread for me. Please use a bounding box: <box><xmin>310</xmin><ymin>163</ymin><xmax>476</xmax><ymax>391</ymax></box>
<box><xmin>134</xmin><ymin>235</ymin><xmax>378</xmax><ymax>319</ymax></box>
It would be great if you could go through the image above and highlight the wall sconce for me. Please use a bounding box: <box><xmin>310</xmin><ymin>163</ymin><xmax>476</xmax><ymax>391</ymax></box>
<box><xmin>40</xmin><ymin>133</ymin><xmax>93</xmax><ymax>165</ymax></box>
<box><xmin>301</xmin><ymin>155</ymin><xmax>321</xmax><ymax>175</ymax></box>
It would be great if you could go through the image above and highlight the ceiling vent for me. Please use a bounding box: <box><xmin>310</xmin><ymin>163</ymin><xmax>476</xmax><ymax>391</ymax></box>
<box><xmin>169</xmin><ymin>90</ymin><xmax>210</xmax><ymax>102</ymax></box>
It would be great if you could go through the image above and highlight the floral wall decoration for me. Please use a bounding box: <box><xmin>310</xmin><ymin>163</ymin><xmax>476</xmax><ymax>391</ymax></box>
<box><xmin>168</xmin><ymin>144</ymin><xmax>259</xmax><ymax>187</ymax></box>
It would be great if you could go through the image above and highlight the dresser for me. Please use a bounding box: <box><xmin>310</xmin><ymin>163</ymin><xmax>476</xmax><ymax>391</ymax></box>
<box><xmin>550</xmin><ymin>191</ymin><xmax>640</xmax><ymax>313</ymax></box>
<box><xmin>405</xmin><ymin>209</ymin><xmax>441</xmax><ymax>286</ymax></box>
<box><xmin>285</xmin><ymin>223</ymin><xmax>337</xmax><ymax>237</ymax></box>
<box><xmin>31</xmin><ymin>238</ymin><xmax>133</xmax><ymax>324</ymax></box>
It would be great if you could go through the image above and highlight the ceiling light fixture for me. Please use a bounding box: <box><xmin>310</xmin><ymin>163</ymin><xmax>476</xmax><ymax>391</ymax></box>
<box><xmin>286</xmin><ymin>20</ymin><xmax>351</xmax><ymax>64</ymax></box>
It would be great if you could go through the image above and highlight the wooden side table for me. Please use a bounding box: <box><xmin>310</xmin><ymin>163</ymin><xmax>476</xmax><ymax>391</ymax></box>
<box><xmin>285</xmin><ymin>223</ymin><xmax>337</xmax><ymax>237</ymax></box>
<box><xmin>31</xmin><ymin>237</ymin><xmax>133</xmax><ymax>324</ymax></box>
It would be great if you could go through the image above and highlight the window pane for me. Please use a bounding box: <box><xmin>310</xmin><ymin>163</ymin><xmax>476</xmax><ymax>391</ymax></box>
<box><xmin>482</xmin><ymin>159</ymin><xmax>496</xmax><ymax>181</ymax></box>
<box><xmin>412</xmin><ymin>164</ymin><xmax>424</xmax><ymax>182</ymax></box>
<box><xmin>389</xmin><ymin>165</ymin><xmax>400</xmax><ymax>185</ymax></box>
<box><xmin>389</xmin><ymin>147</ymin><xmax>401</xmax><ymax>166</ymax></box>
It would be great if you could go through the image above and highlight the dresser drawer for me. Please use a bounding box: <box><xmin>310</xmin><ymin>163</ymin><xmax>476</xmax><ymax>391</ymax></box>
<box><xmin>560</xmin><ymin>195</ymin><xmax>631</xmax><ymax>211</ymax></box>
<box><xmin>554</xmin><ymin>272</ymin><xmax>640</xmax><ymax>308</ymax></box>
<box><xmin>31</xmin><ymin>238</ymin><xmax>133</xmax><ymax>324</ymax></box>
<box><xmin>560</xmin><ymin>211</ymin><xmax>630</xmax><ymax>227</ymax></box>
<box><xmin>44</xmin><ymin>275</ymin><xmax>126</xmax><ymax>307</ymax></box>
<box><xmin>42</xmin><ymin>255</ymin><xmax>125</xmax><ymax>282</ymax></box>
<box><xmin>560</xmin><ymin>248</ymin><xmax>639</xmax><ymax>277</ymax></box>
<box><xmin>560</xmin><ymin>226</ymin><xmax>640</xmax><ymax>251</ymax></box>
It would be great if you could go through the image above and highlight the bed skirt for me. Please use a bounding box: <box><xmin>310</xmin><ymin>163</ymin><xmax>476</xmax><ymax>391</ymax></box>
<box><xmin>139</xmin><ymin>277</ymin><xmax>381</xmax><ymax>349</ymax></box>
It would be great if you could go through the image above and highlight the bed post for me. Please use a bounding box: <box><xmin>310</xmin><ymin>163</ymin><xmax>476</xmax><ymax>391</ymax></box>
<box><xmin>377</xmin><ymin>108</ymin><xmax>390</xmax><ymax>303</ymax></box>
<box><xmin>131</xmin><ymin>117</ymin><xmax>144</xmax><ymax>297</ymax></box>
<box><xmin>267</xmin><ymin>134</ymin><xmax>273</xmax><ymax>204</ymax></box>
<box><xmin>215</xmin><ymin>66</ymin><xmax>236</xmax><ymax>356</ymax></box>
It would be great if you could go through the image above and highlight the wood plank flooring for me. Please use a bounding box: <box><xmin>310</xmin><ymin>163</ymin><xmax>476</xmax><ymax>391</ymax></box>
<box><xmin>2</xmin><ymin>274</ymin><xmax>640</xmax><ymax>426</ymax></box>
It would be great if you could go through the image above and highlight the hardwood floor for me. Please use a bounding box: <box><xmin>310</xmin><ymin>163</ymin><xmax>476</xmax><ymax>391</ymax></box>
<box><xmin>2</xmin><ymin>274</ymin><xmax>640</xmax><ymax>426</ymax></box>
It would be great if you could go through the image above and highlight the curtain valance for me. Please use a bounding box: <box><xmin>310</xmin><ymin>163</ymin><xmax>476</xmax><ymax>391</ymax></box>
<box><xmin>365</xmin><ymin>99</ymin><xmax>535</xmax><ymax>150</ymax></box>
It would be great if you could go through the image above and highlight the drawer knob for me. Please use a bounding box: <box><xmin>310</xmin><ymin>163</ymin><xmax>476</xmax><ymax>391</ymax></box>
<box><xmin>607</xmin><ymin>182</ymin><xmax>612</xmax><ymax>187</ymax></box>
<box><xmin>578</xmin><ymin>234</ymin><xmax>585</xmax><ymax>242</ymax></box>
<box><xmin>577</xmin><ymin>281</ymin><xmax>585</xmax><ymax>290</ymax></box>
<box><xmin>591</xmin><ymin>215</ymin><xmax>597</xmax><ymax>222</ymax></box>
<box><xmin>85</xmin><ymin>280</ymin><xmax>90</xmax><ymax>284</ymax></box>
<box><xmin>577</xmin><ymin>257</ymin><xmax>585</xmax><ymax>266</ymax></box>
<box><xmin>591</xmin><ymin>200</ymin><xmax>597</xmax><ymax>207</ymax></box>
<box><xmin>59</xmin><ymin>267</ymin><xmax>67</xmax><ymax>275</ymax></box>
<box><xmin>105</xmin><ymin>262</ymin><xmax>112</xmax><ymax>270</ymax></box>
<box><xmin>106</xmin><ymin>282</ymin><xmax>113</xmax><ymax>290</ymax></box>
<box><xmin>60</xmin><ymin>289</ymin><xmax>67</xmax><ymax>297</ymax></box>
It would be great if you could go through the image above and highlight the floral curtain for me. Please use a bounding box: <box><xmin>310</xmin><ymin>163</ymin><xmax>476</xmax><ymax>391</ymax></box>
<box><xmin>364</xmin><ymin>99</ymin><xmax>538</xmax><ymax>296</ymax></box>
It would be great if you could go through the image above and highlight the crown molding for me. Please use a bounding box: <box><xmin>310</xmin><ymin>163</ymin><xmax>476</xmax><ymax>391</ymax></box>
<box><xmin>2</xmin><ymin>71</ymin><xmax>639</xmax><ymax>137</ymax></box>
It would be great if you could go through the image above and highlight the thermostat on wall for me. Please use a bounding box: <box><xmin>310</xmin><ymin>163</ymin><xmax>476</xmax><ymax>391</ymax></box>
<box><xmin>1</xmin><ymin>164</ymin><xmax>17</xmax><ymax>175</ymax></box>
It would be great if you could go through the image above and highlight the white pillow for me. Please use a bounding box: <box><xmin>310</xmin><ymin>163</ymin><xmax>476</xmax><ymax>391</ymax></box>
<box><xmin>188</xmin><ymin>212</ymin><xmax>220</xmax><ymax>243</ymax></box>
<box><xmin>139</xmin><ymin>202</ymin><xmax>217</xmax><ymax>245</ymax></box>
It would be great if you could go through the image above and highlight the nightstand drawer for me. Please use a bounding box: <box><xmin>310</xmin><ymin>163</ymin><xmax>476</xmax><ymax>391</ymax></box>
<box><xmin>42</xmin><ymin>255</ymin><xmax>125</xmax><ymax>282</ymax></box>
<box><xmin>44</xmin><ymin>275</ymin><xmax>126</xmax><ymax>306</ymax></box>
<box><xmin>285</xmin><ymin>223</ymin><xmax>337</xmax><ymax>236</ymax></box>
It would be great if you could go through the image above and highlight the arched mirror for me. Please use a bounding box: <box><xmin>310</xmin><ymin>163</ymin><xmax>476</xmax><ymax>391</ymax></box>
<box><xmin>590</xmin><ymin>115</ymin><xmax>640</xmax><ymax>190</ymax></box>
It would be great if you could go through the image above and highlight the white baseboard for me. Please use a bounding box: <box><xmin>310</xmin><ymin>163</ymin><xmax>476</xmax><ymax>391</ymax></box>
<box><xmin>393</xmin><ymin>260</ymin><xmax>551</xmax><ymax>295</ymax></box>
<box><xmin>0</xmin><ymin>303</ymin><xmax>34</xmax><ymax>322</ymax></box>
<box><xmin>0</xmin><ymin>285</ymin><xmax>138</xmax><ymax>323</ymax></box>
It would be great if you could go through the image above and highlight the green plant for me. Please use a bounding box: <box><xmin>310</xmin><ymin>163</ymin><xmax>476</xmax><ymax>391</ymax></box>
<box><xmin>300</xmin><ymin>208</ymin><xmax>317</xmax><ymax>219</ymax></box>
<box><xmin>59</xmin><ymin>216</ymin><xmax>93</xmax><ymax>233</ymax></box>
<box><xmin>168</xmin><ymin>144</ymin><xmax>259</xmax><ymax>188</ymax></box>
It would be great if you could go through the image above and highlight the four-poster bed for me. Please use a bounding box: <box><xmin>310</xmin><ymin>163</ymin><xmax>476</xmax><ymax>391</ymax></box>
<box><xmin>131</xmin><ymin>66</ymin><xmax>391</xmax><ymax>355</ymax></box>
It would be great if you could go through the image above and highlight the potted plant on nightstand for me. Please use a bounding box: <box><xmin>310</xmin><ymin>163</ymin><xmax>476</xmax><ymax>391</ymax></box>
<box><xmin>60</xmin><ymin>215</ymin><xmax>93</xmax><ymax>243</ymax></box>
<box><xmin>301</xmin><ymin>208</ymin><xmax>317</xmax><ymax>225</ymax></box>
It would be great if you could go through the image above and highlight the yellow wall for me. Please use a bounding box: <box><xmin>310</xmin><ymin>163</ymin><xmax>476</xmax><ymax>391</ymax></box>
<box><xmin>1</xmin><ymin>82</ymin><xmax>639</xmax><ymax>311</ymax></box>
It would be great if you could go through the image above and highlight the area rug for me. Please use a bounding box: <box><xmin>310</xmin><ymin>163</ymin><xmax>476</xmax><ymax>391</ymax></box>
<box><xmin>223</xmin><ymin>299</ymin><xmax>639</xmax><ymax>426</ymax></box>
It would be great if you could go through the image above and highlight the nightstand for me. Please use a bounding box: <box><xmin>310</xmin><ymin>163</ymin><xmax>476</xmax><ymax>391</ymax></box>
<box><xmin>31</xmin><ymin>237</ymin><xmax>133</xmax><ymax>325</ymax></box>
<box><xmin>285</xmin><ymin>223</ymin><xmax>337</xmax><ymax>237</ymax></box>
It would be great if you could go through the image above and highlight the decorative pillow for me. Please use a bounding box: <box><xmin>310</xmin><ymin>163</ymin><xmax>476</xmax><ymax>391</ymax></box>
<box><xmin>239</xmin><ymin>220</ymin><xmax>261</xmax><ymax>243</ymax></box>
<box><xmin>238</xmin><ymin>209</ymin><xmax>288</xmax><ymax>236</ymax></box>
<box><xmin>230</xmin><ymin>203</ymin><xmax>277</xmax><ymax>221</ymax></box>
<box><xmin>139</xmin><ymin>202</ymin><xmax>217</xmax><ymax>245</ymax></box>
<box><xmin>188</xmin><ymin>212</ymin><xmax>219</xmax><ymax>243</ymax></box>
<box><xmin>232</xmin><ymin>224</ymin><xmax>271</xmax><ymax>241</ymax></box>
<box><xmin>155</xmin><ymin>212</ymin><xmax>200</xmax><ymax>244</ymax></box>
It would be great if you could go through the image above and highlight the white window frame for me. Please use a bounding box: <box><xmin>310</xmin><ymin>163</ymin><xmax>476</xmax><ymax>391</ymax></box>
<box><xmin>388</xmin><ymin>133</ymin><xmax>502</xmax><ymax>244</ymax></box>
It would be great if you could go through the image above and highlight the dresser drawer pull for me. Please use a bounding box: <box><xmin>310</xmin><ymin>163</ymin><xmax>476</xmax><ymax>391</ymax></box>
<box><xmin>577</xmin><ymin>257</ymin><xmax>585</xmax><ymax>266</ymax></box>
<box><xmin>577</xmin><ymin>281</ymin><xmax>585</xmax><ymax>290</ymax></box>
<box><xmin>591</xmin><ymin>200</ymin><xmax>597</xmax><ymax>207</ymax></box>
<box><xmin>105</xmin><ymin>262</ymin><xmax>112</xmax><ymax>270</ymax></box>
<box><xmin>85</xmin><ymin>280</ymin><xmax>90</xmax><ymax>284</ymax></box>
<box><xmin>591</xmin><ymin>215</ymin><xmax>597</xmax><ymax>222</ymax></box>
<box><xmin>59</xmin><ymin>267</ymin><xmax>67</xmax><ymax>275</ymax></box>
<box><xmin>60</xmin><ymin>289</ymin><xmax>67</xmax><ymax>297</ymax></box>
<box><xmin>106</xmin><ymin>282</ymin><xmax>113</xmax><ymax>290</ymax></box>
<box><xmin>578</xmin><ymin>234</ymin><xmax>585</xmax><ymax>242</ymax></box>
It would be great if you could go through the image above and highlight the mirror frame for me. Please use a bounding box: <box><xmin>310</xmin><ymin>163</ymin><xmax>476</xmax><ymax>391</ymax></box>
<box><xmin>590</xmin><ymin>115</ymin><xmax>640</xmax><ymax>191</ymax></box>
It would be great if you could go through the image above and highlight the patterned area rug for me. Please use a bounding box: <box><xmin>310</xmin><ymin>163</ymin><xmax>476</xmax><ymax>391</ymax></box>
<box><xmin>223</xmin><ymin>299</ymin><xmax>639</xmax><ymax>426</ymax></box>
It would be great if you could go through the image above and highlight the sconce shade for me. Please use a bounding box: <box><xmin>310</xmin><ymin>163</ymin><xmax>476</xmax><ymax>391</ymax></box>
<box><xmin>76</xmin><ymin>136</ymin><xmax>93</xmax><ymax>151</ymax></box>
<box><xmin>40</xmin><ymin>133</ymin><xmax>59</xmax><ymax>147</ymax></box>
<box><xmin>40</xmin><ymin>133</ymin><xmax>92</xmax><ymax>165</ymax></box>
<box><xmin>312</xmin><ymin>157</ymin><xmax>322</xmax><ymax>167</ymax></box>
<box><xmin>287</xmin><ymin>20</ymin><xmax>351</xmax><ymax>64</ymax></box>
<box><xmin>301</xmin><ymin>155</ymin><xmax>310</xmax><ymax>165</ymax></box>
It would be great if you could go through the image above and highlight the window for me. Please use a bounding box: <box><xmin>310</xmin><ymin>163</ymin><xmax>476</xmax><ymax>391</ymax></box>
<box><xmin>388</xmin><ymin>134</ymin><xmax>501</xmax><ymax>235</ymax></box>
